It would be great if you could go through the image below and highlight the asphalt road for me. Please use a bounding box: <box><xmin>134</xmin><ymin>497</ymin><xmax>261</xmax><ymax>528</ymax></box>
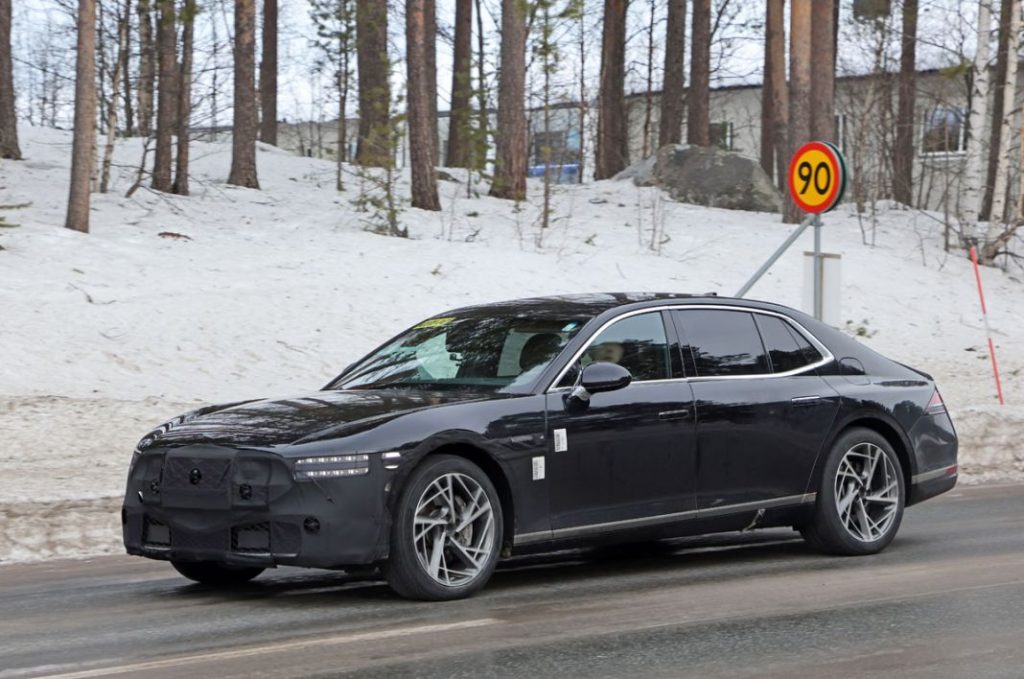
<box><xmin>1</xmin><ymin>483</ymin><xmax>1023</xmax><ymax>679</ymax></box>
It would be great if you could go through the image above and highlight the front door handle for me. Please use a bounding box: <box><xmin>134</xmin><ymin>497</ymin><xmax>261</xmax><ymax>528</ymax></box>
<box><xmin>658</xmin><ymin>408</ymin><xmax>691</xmax><ymax>421</ymax></box>
<box><xmin>791</xmin><ymin>395</ymin><xmax>822</xmax><ymax>406</ymax></box>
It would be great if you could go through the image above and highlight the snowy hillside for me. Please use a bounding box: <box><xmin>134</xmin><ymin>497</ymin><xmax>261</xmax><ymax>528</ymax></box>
<box><xmin>1</xmin><ymin>125</ymin><xmax>1022</xmax><ymax>562</ymax></box>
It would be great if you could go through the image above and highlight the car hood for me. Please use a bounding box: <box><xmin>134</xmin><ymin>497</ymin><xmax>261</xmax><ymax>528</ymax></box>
<box><xmin>143</xmin><ymin>389</ymin><xmax>494</xmax><ymax>449</ymax></box>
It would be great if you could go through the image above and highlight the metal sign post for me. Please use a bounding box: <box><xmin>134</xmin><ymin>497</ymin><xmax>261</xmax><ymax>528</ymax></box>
<box><xmin>812</xmin><ymin>212</ymin><xmax>823</xmax><ymax>320</ymax></box>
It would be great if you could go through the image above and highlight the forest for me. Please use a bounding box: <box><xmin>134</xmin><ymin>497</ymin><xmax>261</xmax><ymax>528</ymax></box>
<box><xmin>1</xmin><ymin>0</ymin><xmax>1023</xmax><ymax>266</ymax></box>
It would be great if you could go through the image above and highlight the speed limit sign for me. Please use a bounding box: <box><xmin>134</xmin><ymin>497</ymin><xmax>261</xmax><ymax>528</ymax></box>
<box><xmin>788</xmin><ymin>141</ymin><xmax>846</xmax><ymax>214</ymax></box>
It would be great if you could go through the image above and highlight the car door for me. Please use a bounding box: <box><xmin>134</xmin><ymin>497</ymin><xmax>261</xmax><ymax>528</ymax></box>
<box><xmin>672</xmin><ymin>308</ymin><xmax>839</xmax><ymax>511</ymax></box>
<box><xmin>544</xmin><ymin>311</ymin><xmax>697</xmax><ymax>535</ymax></box>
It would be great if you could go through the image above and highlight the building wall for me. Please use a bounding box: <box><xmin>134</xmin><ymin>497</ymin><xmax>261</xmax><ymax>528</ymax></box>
<box><xmin>272</xmin><ymin>66</ymin><xmax>1023</xmax><ymax>215</ymax></box>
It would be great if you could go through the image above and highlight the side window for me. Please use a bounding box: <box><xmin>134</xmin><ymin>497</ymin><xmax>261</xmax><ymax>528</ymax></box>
<box><xmin>676</xmin><ymin>310</ymin><xmax>769</xmax><ymax>377</ymax></box>
<box><xmin>754</xmin><ymin>314</ymin><xmax>818</xmax><ymax>374</ymax></box>
<box><xmin>557</xmin><ymin>312</ymin><xmax>671</xmax><ymax>386</ymax></box>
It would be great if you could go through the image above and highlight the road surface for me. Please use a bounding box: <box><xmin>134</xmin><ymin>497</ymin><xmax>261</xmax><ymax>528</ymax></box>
<box><xmin>1</xmin><ymin>483</ymin><xmax>1023</xmax><ymax>678</ymax></box>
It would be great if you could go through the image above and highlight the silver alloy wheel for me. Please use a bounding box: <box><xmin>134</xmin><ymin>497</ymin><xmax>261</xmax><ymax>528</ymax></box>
<box><xmin>834</xmin><ymin>442</ymin><xmax>900</xmax><ymax>542</ymax></box>
<box><xmin>412</xmin><ymin>472</ymin><xmax>496</xmax><ymax>587</ymax></box>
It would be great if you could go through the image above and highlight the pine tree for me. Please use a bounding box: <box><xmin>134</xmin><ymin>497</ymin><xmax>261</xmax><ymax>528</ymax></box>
<box><xmin>658</xmin><ymin>0</ymin><xmax>686</xmax><ymax>148</ymax></box>
<box><xmin>151</xmin><ymin>0</ymin><xmax>176</xmax><ymax>192</ymax></box>
<box><xmin>892</xmin><ymin>0</ymin><xmax>917</xmax><ymax>206</ymax></box>
<box><xmin>0</xmin><ymin>0</ymin><xmax>22</xmax><ymax>159</ymax></box>
<box><xmin>489</xmin><ymin>0</ymin><xmax>527</xmax><ymax>200</ymax></box>
<box><xmin>445</xmin><ymin>0</ymin><xmax>473</xmax><ymax>168</ymax></box>
<box><xmin>594</xmin><ymin>0</ymin><xmax>628</xmax><ymax>178</ymax></box>
<box><xmin>228</xmin><ymin>0</ymin><xmax>260</xmax><ymax>187</ymax></box>
<box><xmin>784</xmin><ymin>0</ymin><xmax>812</xmax><ymax>223</ymax></box>
<box><xmin>687</xmin><ymin>0</ymin><xmax>710</xmax><ymax>146</ymax></box>
<box><xmin>260</xmin><ymin>0</ymin><xmax>278</xmax><ymax>145</ymax></box>
<box><xmin>173</xmin><ymin>0</ymin><xmax>197</xmax><ymax>195</ymax></box>
<box><xmin>407</xmin><ymin>0</ymin><xmax>440</xmax><ymax>210</ymax></box>
<box><xmin>137</xmin><ymin>0</ymin><xmax>155</xmax><ymax>136</ymax></box>
<box><xmin>355</xmin><ymin>0</ymin><xmax>391</xmax><ymax>167</ymax></box>
<box><xmin>65</xmin><ymin>0</ymin><xmax>98</xmax><ymax>233</ymax></box>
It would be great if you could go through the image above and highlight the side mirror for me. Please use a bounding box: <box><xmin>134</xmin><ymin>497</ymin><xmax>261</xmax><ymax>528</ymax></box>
<box><xmin>569</xmin><ymin>362</ymin><xmax>632</xmax><ymax>403</ymax></box>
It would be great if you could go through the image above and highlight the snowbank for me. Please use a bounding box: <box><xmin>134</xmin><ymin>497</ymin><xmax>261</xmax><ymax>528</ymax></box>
<box><xmin>1</xmin><ymin>125</ymin><xmax>1021</xmax><ymax>562</ymax></box>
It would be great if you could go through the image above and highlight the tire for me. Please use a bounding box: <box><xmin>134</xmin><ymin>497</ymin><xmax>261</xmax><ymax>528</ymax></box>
<box><xmin>171</xmin><ymin>560</ymin><xmax>264</xmax><ymax>586</ymax></box>
<box><xmin>384</xmin><ymin>455</ymin><xmax>503</xmax><ymax>601</ymax></box>
<box><xmin>801</xmin><ymin>427</ymin><xmax>905</xmax><ymax>556</ymax></box>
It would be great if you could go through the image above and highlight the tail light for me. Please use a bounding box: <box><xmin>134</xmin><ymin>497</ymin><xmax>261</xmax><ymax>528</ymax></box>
<box><xmin>926</xmin><ymin>390</ymin><xmax>947</xmax><ymax>415</ymax></box>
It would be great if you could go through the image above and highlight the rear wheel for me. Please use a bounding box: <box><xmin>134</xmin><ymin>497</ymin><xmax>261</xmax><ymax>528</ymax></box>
<box><xmin>802</xmin><ymin>427</ymin><xmax>905</xmax><ymax>556</ymax></box>
<box><xmin>384</xmin><ymin>455</ymin><xmax>503</xmax><ymax>601</ymax></box>
<box><xmin>171</xmin><ymin>560</ymin><xmax>264</xmax><ymax>586</ymax></box>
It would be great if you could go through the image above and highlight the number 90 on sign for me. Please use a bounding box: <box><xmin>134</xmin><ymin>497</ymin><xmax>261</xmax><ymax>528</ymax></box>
<box><xmin>787</xmin><ymin>141</ymin><xmax>846</xmax><ymax>214</ymax></box>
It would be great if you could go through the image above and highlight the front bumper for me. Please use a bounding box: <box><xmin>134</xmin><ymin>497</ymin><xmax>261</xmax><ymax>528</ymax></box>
<box><xmin>122</xmin><ymin>444</ymin><xmax>390</xmax><ymax>568</ymax></box>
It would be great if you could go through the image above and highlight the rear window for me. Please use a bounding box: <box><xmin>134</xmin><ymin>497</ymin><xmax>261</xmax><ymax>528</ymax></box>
<box><xmin>754</xmin><ymin>314</ymin><xmax>820</xmax><ymax>374</ymax></box>
<box><xmin>675</xmin><ymin>310</ymin><xmax>769</xmax><ymax>377</ymax></box>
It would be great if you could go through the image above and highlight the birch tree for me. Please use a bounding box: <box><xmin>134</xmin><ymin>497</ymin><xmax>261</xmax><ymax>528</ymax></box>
<box><xmin>961</xmin><ymin>0</ymin><xmax>992</xmax><ymax>242</ymax></box>
<box><xmin>982</xmin><ymin>0</ymin><xmax>1021</xmax><ymax>262</ymax></box>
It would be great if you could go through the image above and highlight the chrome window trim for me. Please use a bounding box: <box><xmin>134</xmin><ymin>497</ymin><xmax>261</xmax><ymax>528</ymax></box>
<box><xmin>544</xmin><ymin>304</ymin><xmax>835</xmax><ymax>393</ymax></box>
<box><xmin>514</xmin><ymin>492</ymin><xmax>817</xmax><ymax>545</ymax></box>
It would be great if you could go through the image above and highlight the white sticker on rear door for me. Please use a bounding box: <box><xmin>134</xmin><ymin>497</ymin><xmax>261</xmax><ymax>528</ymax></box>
<box><xmin>553</xmin><ymin>428</ymin><xmax>568</xmax><ymax>452</ymax></box>
<box><xmin>532</xmin><ymin>456</ymin><xmax>546</xmax><ymax>481</ymax></box>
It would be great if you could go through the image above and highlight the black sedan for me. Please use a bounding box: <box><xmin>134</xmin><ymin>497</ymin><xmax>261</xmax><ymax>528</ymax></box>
<box><xmin>123</xmin><ymin>293</ymin><xmax>958</xmax><ymax>600</ymax></box>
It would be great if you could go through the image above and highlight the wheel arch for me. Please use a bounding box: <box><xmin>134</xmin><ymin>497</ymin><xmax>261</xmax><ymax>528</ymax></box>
<box><xmin>826</xmin><ymin>415</ymin><xmax>915</xmax><ymax>499</ymax></box>
<box><xmin>405</xmin><ymin>442</ymin><xmax>517</xmax><ymax>552</ymax></box>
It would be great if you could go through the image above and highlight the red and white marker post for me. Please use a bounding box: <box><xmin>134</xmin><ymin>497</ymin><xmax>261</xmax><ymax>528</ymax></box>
<box><xmin>969</xmin><ymin>246</ymin><xmax>1005</xmax><ymax>405</ymax></box>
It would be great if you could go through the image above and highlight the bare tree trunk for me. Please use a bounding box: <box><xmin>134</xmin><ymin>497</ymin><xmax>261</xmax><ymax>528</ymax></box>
<box><xmin>983</xmin><ymin>0</ymin><xmax>1021</xmax><ymax>261</ymax></box>
<box><xmin>173</xmin><ymin>0</ymin><xmax>195</xmax><ymax>195</ymax></box>
<box><xmin>0</xmin><ymin>0</ymin><xmax>21</xmax><ymax>159</ymax></box>
<box><xmin>259</xmin><ymin>0</ymin><xmax>277</xmax><ymax>145</ymax></box>
<box><xmin>766</xmin><ymin>0</ymin><xmax>787</xmax><ymax>189</ymax></box>
<box><xmin>446</xmin><ymin>0</ymin><xmax>473</xmax><ymax>167</ymax></box>
<box><xmin>474</xmin><ymin>0</ymin><xmax>488</xmax><ymax>174</ymax></box>
<box><xmin>407</xmin><ymin>0</ymin><xmax>440</xmax><ymax>210</ymax></box>
<box><xmin>687</xmin><ymin>0</ymin><xmax>710</xmax><ymax>146</ymax></box>
<box><xmin>576</xmin><ymin>4</ymin><xmax>589</xmax><ymax>182</ymax></box>
<box><xmin>355</xmin><ymin>0</ymin><xmax>391</xmax><ymax>167</ymax></box>
<box><xmin>982</xmin><ymin>0</ymin><xmax>1014</xmax><ymax>221</ymax></box>
<box><xmin>595</xmin><ymin>0</ymin><xmax>628</xmax><ymax>179</ymax></box>
<box><xmin>151</xmin><ymin>0</ymin><xmax>176</xmax><ymax>192</ymax></box>
<box><xmin>122</xmin><ymin>8</ymin><xmax>134</xmax><ymax>136</ymax></box>
<box><xmin>760</xmin><ymin>0</ymin><xmax>775</xmax><ymax>176</ymax></box>
<box><xmin>893</xmin><ymin>0</ymin><xmax>917</xmax><ymax>206</ymax></box>
<box><xmin>66</xmin><ymin>0</ymin><xmax>98</xmax><ymax>233</ymax></box>
<box><xmin>228</xmin><ymin>0</ymin><xmax>259</xmax><ymax>187</ymax></box>
<box><xmin>137</xmin><ymin>0</ymin><xmax>154</xmax><ymax>137</ymax></box>
<box><xmin>100</xmin><ymin>1</ymin><xmax>130</xmax><ymax>193</ymax></box>
<box><xmin>641</xmin><ymin>0</ymin><xmax>656</xmax><ymax>158</ymax></box>
<box><xmin>784</xmin><ymin>0</ymin><xmax>812</xmax><ymax>223</ymax></box>
<box><xmin>810</xmin><ymin>0</ymin><xmax>835</xmax><ymax>142</ymax></box>
<box><xmin>962</xmin><ymin>0</ymin><xmax>992</xmax><ymax>242</ymax></box>
<box><xmin>489</xmin><ymin>0</ymin><xmax>527</xmax><ymax>200</ymax></box>
<box><xmin>659</xmin><ymin>0</ymin><xmax>686</xmax><ymax>149</ymax></box>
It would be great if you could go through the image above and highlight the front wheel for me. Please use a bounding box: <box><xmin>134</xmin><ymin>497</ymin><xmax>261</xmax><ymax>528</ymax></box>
<box><xmin>384</xmin><ymin>455</ymin><xmax>503</xmax><ymax>601</ymax></box>
<box><xmin>801</xmin><ymin>427</ymin><xmax>905</xmax><ymax>556</ymax></box>
<box><xmin>171</xmin><ymin>560</ymin><xmax>264</xmax><ymax>586</ymax></box>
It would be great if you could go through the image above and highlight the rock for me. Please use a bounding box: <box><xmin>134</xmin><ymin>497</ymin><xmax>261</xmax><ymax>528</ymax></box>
<box><xmin>436</xmin><ymin>169</ymin><xmax>462</xmax><ymax>183</ymax></box>
<box><xmin>612</xmin><ymin>153</ymin><xmax>658</xmax><ymax>186</ymax></box>
<box><xmin>628</xmin><ymin>144</ymin><xmax>783</xmax><ymax>213</ymax></box>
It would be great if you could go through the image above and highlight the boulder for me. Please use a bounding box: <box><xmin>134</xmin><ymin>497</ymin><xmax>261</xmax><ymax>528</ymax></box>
<box><xmin>623</xmin><ymin>144</ymin><xmax>783</xmax><ymax>213</ymax></box>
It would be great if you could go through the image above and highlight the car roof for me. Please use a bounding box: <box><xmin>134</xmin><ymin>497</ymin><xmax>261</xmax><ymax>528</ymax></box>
<box><xmin>443</xmin><ymin>292</ymin><xmax>787</xmax><ymax>317</ymax></box>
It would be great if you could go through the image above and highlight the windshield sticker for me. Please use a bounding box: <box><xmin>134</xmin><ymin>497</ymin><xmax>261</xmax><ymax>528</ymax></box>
<box><xmin>414</xmin><ymin>316</ymin><xmax>456</xmax><ymax>330</ymax></box>
<box><xmin>561</xmin><ymin>321</ymin><xmax>579</xmax><ymax>332</ymax></box>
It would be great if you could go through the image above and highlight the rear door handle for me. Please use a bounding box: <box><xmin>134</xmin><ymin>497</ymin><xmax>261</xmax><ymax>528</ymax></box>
<box><xmin>658</xmin><ymin>408</ymin><xmax>691</xmax><ymax>421</ymax></box>
<box><xmin>791</xmin><ymin>395</ymin><xmax>822</xmax><ymax>406</ymax></box>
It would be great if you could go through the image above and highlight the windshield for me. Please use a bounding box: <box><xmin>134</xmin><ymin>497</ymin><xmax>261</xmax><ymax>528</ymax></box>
<box><xmin>330</xmin><ymin>312</ymin><xmax>591</xmax><ymax>392</ymax></box>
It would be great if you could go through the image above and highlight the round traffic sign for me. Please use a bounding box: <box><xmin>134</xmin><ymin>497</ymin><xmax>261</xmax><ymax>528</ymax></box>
<box><xmin>788</xmin><ymin>141</ymin><xmax>846</xmax><ymax>214</ymax></box>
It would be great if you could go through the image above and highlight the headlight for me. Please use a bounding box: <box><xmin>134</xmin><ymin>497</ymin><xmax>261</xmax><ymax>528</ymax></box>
<box><xmin>293</xmin><ymin>454</ymin><xmax>370</xmax><ymax>479</ymax></box>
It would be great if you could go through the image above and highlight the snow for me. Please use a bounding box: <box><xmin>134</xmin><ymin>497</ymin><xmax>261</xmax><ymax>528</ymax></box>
<box><xmin>1</xmin><ymin>124</ymin><xmax>1022</xmax><ymax>563</ymax></box>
